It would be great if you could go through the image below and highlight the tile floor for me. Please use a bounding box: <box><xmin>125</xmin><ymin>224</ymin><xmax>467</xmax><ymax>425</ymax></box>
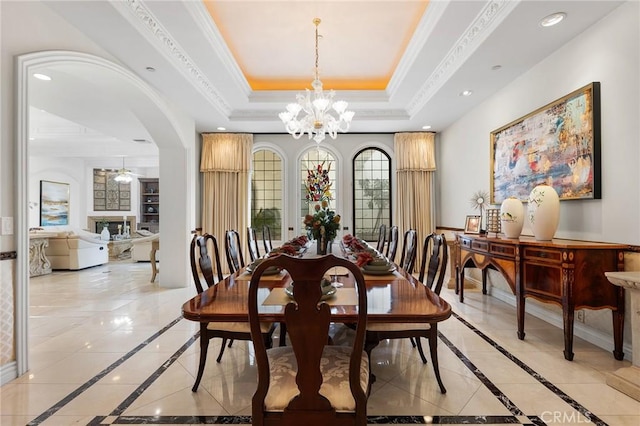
<box><xmin>1</xmin><ymin>260</ymin><xmax>638</xmax><ymax>425</ymax></box>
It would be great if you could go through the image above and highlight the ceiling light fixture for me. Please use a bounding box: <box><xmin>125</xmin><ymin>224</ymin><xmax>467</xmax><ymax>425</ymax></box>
<box><xmin>422</xmin><ymin>125</ymin><xmax>432</xmax><ymax>130</ymax></box>
<box><xmin>540</xmin><ymin>12</ymin><xmax>566</xmax><ymax>27</ymax></box>
<box><xmin>114</xmin><ymin>158</ymin><xmax>133</xmax><ymax>183</ymax></box>
<box><xmin>279</xmin><ymin>18</ymin><xmax>354</xmax><ymax>144</ymax></box>
<box><xmin>460</xmin><ymin>90</ymin><xmax>473</xmax><ymax>97</ymax></box>
<box><xmin>33</xmin><ymin>73</ymin><xmax>51</xmax><ymax>81</ymax></box>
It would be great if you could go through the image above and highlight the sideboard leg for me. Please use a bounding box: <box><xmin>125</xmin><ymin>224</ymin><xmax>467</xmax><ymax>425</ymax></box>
<box><xmin>563</xmin><ymin>307</ymin><xmax>575</xmax><ymax>361</ymax></box>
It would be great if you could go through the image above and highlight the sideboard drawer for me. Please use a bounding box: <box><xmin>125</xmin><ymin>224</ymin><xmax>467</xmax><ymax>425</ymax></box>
<box><xmin>490</xmin><ymin>243</ymin><xmax>516</xmax><ymax>257</ymax></box>
<box><xmin>523</xmin><ymin>247</ymin><xmax>562</xmax><ymax>264</ymax></box>
<box><xmin>471</xmin><ymin>240</ymin><xmax>488</xmax><ymax>252</ymax></box>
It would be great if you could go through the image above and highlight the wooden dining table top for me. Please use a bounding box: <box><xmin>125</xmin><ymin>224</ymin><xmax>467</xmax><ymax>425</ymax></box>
<box><xmin>182</xmin><ymin>249</ymin><xmax>452</xmax><ymax>325</ymax></box>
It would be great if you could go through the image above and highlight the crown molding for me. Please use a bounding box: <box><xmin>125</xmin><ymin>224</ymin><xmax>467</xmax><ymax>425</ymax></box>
<box><xmin>406</xmin><ymin>0</ymin><xmax>520</xmax><ymax>116</ymax></box>
<box><xmin>185</xmin><ymin>1</ymin><xmax>251</xmax><ymax>97</ymax></box>
<box><xmin>118</xmin><ymin>0</ymin><xmax>232</xmax><ymax>116</ymax></box>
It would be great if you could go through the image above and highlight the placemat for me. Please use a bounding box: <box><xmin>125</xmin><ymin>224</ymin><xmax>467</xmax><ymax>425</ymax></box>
<box><xmin>262</xmin><ymin>287</ymin><xmax>358</xmax><ymax>306</ymax></box>
<box><xmin>362</xmin><ymin>270</ymin><xmax>403</xmax><ymax>280</ymax></box>
<box><xmin>235</xmin><ymin>270</ymin><xmax>287</xmax><ymax>282</ymax></box>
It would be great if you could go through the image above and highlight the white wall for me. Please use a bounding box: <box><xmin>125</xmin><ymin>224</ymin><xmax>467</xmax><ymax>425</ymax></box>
<box><xmin>437</xmin><ymin>1</ymin><xmax>639</xmax><ymax>356</ymax></box>
<box><xmin>29</xmin><ymin>156</ymin><xmax>160</xmax><ymax>231</ymax></box>
<box><xmin>438</xmin><ymin>1</ymin><xmax>639</xmax><ymax>246</ymax></box>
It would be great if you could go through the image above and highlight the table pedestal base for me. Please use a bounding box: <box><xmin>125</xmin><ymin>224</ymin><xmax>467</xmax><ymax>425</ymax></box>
<box><xmin>606</xmin><ymin>366</ymin><xmax>640</xmax><ymax>401</ymax></box>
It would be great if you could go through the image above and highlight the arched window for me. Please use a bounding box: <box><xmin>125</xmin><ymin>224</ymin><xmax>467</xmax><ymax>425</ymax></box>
<box><xmin>352</xmin><ymin>148</ymin><xmax>391</xmax><ymax>241</ymax></box>
<box><xmin>251</xmin><ymin>149</ymin><xmax>283</xmax><ymax>240</ymax></box>
<box><xmin>300</xmin><ymin>148</ymin><xmax>337</xmax><ymax>233</ymax></box>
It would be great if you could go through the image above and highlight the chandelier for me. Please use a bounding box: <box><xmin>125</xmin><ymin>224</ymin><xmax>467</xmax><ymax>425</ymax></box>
<box><xmin>279</xmin><ymin>18</ymin><xmax>354</xmax><ymax>144</ymax></box>
<box><xmin>114</xmin><ymin>158</ymin><xmax>133</xmax><ymax>183</ymax></box>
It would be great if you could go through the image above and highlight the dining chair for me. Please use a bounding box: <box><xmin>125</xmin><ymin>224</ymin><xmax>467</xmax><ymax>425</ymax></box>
<box><xmin>224</xmin><ymin>229</ymin><xmax>245</xmax><ymax>273</ymax></box>
<box><xmin>398</xmin><ymin>229</ymin><xmax>418</xmax><ymax>274</ymax></box>
<box><xmin>248</xmin><ymin>254</ymin><xmax>370</xmax><ymax>425</ymax></box>
<box><xmin>190</xmin><ymin>232</ymin><xmax>275</xmax><ymax>392</ymax></box>
<box><xmin>385</xmin><ymin>225</ymin><xmax>399</xmax><ymax>262</ymax></box>
<box><xmin>262</xmin><ymin>225</ymin><xmax>273</xmax><ymax>254</ymax></box>
<box><xmin>247</xmin><ymin>227</ymin><xmax>261</xmax><ymax>262</ymax></box>
<box><xmin>375</xmin><ymin>224</ymin><xmax>387</xmax><ymax>253</ymax></box>
<box><xmin>365</xmin><ymin>232</ymin><xmax>449</xmax><ymax>393</ymax></box>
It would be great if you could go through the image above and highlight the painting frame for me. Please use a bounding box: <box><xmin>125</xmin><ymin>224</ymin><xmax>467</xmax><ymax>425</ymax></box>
<box><xmin>40</xmin><ymin>180</ymin><xmax>70</xmax><ymax>226</ymax></box>
<box><xmin>490</xmin><ymin>82</ymin><xmax>601</xmax><ymax>204</ymax></box>
<box><xmin>464</xmin><ymin>215</ymin><xmax>481</xmax><ymax>234</ymax></box>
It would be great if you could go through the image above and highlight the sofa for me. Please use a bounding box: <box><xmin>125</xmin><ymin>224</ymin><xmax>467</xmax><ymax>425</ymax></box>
<box><xmin>31</xmin><ymin>229</ymin><xmax>109</xmax><ymax>270</ymax></box>
<box><xmin>131</xmin><ymin>230</ymin><xmax>160</xmax><ymax>262</ymax></box>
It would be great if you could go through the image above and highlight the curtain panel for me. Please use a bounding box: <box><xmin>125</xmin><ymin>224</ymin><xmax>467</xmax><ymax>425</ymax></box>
<box><xmin>200</xmin><ymin>133</ymin><xmax>252</xmax><ymax>273</ymax></box>
<box><xmin>395</xmin><ymin>132</ymin><xmax>436</xmax><ymax>273</ymax></box>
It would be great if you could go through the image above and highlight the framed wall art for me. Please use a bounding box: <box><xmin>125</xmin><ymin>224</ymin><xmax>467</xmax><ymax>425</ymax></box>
<box><xmin>490</xmin><ymin>82</ymin><xmax>601</xmax><ymax>204</ymax></box>
<box><xmin>93</xmin><ymin>169</ymin><xmax>131</xmax><ymax>211</ymax></box>
<box><xmin>40</xmin><ymin>180</ymin><xmax>70</xmax><ymax>226</ymax></box>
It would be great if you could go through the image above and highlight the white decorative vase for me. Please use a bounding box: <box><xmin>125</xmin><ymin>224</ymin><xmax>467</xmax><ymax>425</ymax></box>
<box><xmin>100</xmin><ymin>226</ymin><xmax>111</xmax><ymax>241</ymax></box>
<box><xmin>500</xmin><ymin>197</ymin><xmax>524</xmax><ymax>238</ymax></box>
<box><xmin>527</xmin><ymin>185</ymin><xmax>560</xmax><ymax>241</ymax></box>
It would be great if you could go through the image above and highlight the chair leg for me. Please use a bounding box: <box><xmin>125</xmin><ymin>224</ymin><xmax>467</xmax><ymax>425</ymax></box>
<box><xmin>410</xmin><ymin>337</ymin><xmax>417</xmax><ymax>347</ymax></box>
<box><xmin>428</xmin><ymin>327</ymin><xmax>446</xmax><ymax>394</ymax></box>
<box><xmin>228</xmin><ymin>339</ymin><xmax>234</xmax><ymax>348</ymax></box>
<box><xmin>414</xmin><ymin>337</ymin><xmax>428</xmax><ymax>364</ymax></box>
<box><xmin>279</xmin><ymin>322</ymin><xmax>287</xmax><ymax>347</ymax></box>
<box><xmin>216</xmin><ymin>337</ymin><xmax>228</xmax><ymax>363</ymax></box>
<box><xmin>192</xmin><ymin>327</ymin><xmax>209</xmax><ymax>392</ymax></box>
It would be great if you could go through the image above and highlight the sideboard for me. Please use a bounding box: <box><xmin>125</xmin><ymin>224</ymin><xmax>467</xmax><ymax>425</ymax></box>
<box><xmin>455</xmin><ymin>233</ymin><xmax>627</xmax><ymax>361</ymax></box>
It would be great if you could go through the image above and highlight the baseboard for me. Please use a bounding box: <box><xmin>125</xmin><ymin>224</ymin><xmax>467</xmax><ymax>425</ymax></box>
<box><xmin>1</xmin><ymin>361</ymin><xmax>18</xmax><ymax>385</ymax></box>
<box><xmin>489</xmin><ymin>287</ymin><xmax>632</xmax><ymax>361</ymax></box>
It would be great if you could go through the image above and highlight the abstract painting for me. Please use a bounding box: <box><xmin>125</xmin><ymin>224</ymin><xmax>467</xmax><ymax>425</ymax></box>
<box><xmin>490</xmin><ymin>82</ymin><xmax>601</xmax><ymax>204</ymax></box>
<box><xmin>40</xmin><ymin>180</ymin><xmax>69</xmax><ymax>226</ymax></box>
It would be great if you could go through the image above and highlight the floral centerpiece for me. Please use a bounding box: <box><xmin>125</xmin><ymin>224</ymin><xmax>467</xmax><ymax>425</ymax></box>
<box><xmin>304</xmin><ymin>201</ymin><xmax>340</xmax><ymax>254</ymax></box>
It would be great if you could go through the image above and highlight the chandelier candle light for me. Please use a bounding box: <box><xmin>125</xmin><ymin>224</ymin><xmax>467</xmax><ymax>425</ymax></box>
<box><xmin>279</xmin><ymin>18</ymin><xmax>355</xmax><ymax>144</ymax></box>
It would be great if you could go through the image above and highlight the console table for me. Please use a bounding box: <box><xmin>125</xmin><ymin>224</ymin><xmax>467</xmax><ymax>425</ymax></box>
<box><xmin>29</xmin><ymin>236</ymin><xmax>52</xmax><ymax>277</ymax></box>
<box><xmin>456</xmin><ymin>234</ymin><xmax>627</xmax><ymax>361</ymax></box>
<box><xmin>605</xmin><ymin>271</ymin><xmax>640</xmax><ymax>401</ymax></box>
<box><xmin>108</xmin><ymin>239</ymin><xmax>133</xmax><ymax>260</ymax></box>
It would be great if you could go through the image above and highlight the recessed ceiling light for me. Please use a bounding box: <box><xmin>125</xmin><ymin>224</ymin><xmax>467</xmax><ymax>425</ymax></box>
<box><xmin>33</xmin><ymin>73</ymin><xmax>51</xmax><ymax>81</ymax></box>
<box><xmin>540</xmin><ymin>12</ymin><xmax>566</xmax><ymax>27</ymax></box>
<box><xmin>217</xmin><ymin>127</ymin><xmax>226</xmax><ymax>131</ymax></box>
<box><xmin>422</xmin><ymin>125</ymin><xmax>431</xmax><ymax>130</ymax></box>
<box><xmin>145</xmin><ymin>66</ymin><xmax>156</xmax><ymax>72</ymax></box>
<box><xmin>460</xmin><ymin>90</ymin><xmax>473</xmax><ymax>97</ymax></box>
<box><xmin>491</xmin><ymin>65</ymin><xmax>502</xmax><ymax>71</ymax></box>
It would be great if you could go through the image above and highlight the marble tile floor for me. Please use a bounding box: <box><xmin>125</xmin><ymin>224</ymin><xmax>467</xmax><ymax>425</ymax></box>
<box><xmin>1</xmin><ymin>261</ymin><xmax>638</xmax><ymax>425</ymax></box>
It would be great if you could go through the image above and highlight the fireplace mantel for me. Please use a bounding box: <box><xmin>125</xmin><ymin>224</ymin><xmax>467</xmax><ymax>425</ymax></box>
<box><xmin>88</xmin><ymin>215</ymin><xmax>137</xmax><ymax>236</ymax></box>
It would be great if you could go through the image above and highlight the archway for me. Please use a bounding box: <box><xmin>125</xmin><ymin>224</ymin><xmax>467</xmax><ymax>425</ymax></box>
<box><xmin>15</xmin><ymin>51</ymin><xmax>196</xmax><ymax>376</ymax></box>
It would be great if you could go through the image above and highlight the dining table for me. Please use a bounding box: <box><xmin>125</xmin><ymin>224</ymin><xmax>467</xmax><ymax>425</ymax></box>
<box><xmin>182</xmin><ymin>240</ymin><xmax>452</xmax><ymax>328</ymax></box>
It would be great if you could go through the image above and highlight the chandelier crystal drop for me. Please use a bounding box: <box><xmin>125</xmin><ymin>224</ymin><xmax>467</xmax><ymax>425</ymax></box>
<box><xmin>279</xmin><ymin>18</ymin><xmax>354</xmax><ymax>144</ymax></box>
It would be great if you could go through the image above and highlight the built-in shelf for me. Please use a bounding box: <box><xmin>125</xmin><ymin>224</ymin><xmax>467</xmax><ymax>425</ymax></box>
<box><xmin>139</xmin><ymin>178</ymin><xmax>159</xmax><ymax>233</ymax></box>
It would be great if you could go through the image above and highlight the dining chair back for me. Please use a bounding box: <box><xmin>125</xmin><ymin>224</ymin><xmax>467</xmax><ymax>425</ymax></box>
<box><xmin>385</xmin><ymin>225</ymin><xmax>399</xmax><ymax>262</ymax></box>
<box><xmin>375</xmin><ymin>224</ymin><xmax>387</xmax><ymax>253</ymax></box>
<box><xmin>248</xmin><ymin>254</ymin><xmax>370</xmax><ymax>425</ymax></box>
<box><xmin>417</xmin><ymin>233</ymin><xmax>449</xmax><ymax>296</ymax></box>
<box><xmin>224</xmin><ymin>229</ymin><xmax>245</xmax><ymax>273</ymax></box>
<box><xmin>190</xmin><ymin>232</ymin><xmax>275</xmax><ymax>392</ymax></box>
<box><xmin>364</xmin><ymin>232</ymin><xmax>449</xmax><ymax>394</ymax></box>
<box><xmin>247</xmin><ymin>227</ymin><xmax>261</xmax><ymax>262</ymax></box>
<box><xmin>398</xmin><ymin>229</ymin><xmax>418</xmax><ymax>273</ymax></box>
<box><xmin>262</xmin><ymin>225</ymin><xmax>273</xmax><ymax>254</ymax></box>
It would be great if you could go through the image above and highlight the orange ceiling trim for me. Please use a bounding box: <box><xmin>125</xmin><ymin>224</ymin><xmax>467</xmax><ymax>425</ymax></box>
<box><xmin>249</xmin><ymin>78</ymin><xmax>389</xmax><ymax>91</ymax></box>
